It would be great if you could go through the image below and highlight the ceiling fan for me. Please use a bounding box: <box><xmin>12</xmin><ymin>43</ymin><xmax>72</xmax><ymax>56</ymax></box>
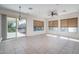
<box><xmin>48</xmin><ymin>9</ymin><xmax>58</xmax><ymax>17</ymax></box>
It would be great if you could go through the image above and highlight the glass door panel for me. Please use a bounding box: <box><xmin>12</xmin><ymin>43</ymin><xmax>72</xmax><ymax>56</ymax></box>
<box><xmin>17</xmin><ymin>19</ymin><xmax>26</xmax><ymax>37</ymax></box>
<box><xmin>7</xmin><ymin>17</ymin><xmax>17</xmax><ymax>38</ymax></box>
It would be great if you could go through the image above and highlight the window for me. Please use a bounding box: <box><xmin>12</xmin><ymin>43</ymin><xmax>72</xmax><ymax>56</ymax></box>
<box><xmin>34</xmin><ymin>20</ymin><xmax>44</xmax><ymax>31</ymax></box>
<box><xmin>61</xmin><ymin>19</ymin><xmax>68</xmax><ymax>32</ymax></box>
<box><xmin>68</xmin><ymin>18</ymin><xmax>78</xmax><ymax>32</ymax></box>
<box><xmin>61</xmin><ymin>27</ymin><xmax>68</xmax><ymax>32</ymax></box>
<box><xmin>48</xmin><ymin>20</ymin><xmax>58</xmax><ymax>31</ymax></box>
<box><xmin>60</xmin><ymin>18</ymin><xmax>78</xmax><ymax>32</ymax></box>
<box><xmin>68</xmin><ymin>27</ymin><xmax>77</xmax><ymax>32</ymax></box>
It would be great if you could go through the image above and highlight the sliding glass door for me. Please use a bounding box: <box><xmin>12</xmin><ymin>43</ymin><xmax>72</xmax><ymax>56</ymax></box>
<box><xmin>7</xmin><ymin>17</ymin><xmax>26</xmax><ymax>39</ymax></box>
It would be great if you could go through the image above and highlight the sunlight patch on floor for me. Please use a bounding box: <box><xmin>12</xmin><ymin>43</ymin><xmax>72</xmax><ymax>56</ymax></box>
<box><xmin>60</xmin><ymin>36</ymin><xmax>79</xmax><ymax>42</ymax></box>
<box><xmin>46</xmin><ymin>34</ymin><xmax>79</xmax><ymax>43</ymax></box>
<box><xmin>46</xmin><ymin>34</ymin><xmax>58</xmax><ymax>38</ymax></box>
<box><xmin>68</xmin><ymin>38</ymin><xmax>79</xmax><ymax>42</ymax></box>
<box><xmin>60</xmin><ymin>36</ymin><xmax>69</xmax><ymax>39</ymax></box>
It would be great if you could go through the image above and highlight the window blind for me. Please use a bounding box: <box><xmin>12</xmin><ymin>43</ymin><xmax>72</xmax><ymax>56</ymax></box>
<box><xmin>61</xmin><ymin>17</ymin><xmax>78</xmax><ymax>27</ymax></box>
<box><xmin>48</xmin><ymin>20</ymin><xmax>58</xmax><ymax>27</ymax></box>
<box><xmin>34</xmin><ymin>20</ymin><xmax>44</xmax><ymax>27</ymax></box>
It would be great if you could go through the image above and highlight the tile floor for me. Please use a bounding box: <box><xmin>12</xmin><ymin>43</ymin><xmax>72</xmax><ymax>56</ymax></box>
<box><xmin>0</xmin><ymin>34</ymin><xmax>79</xmax><ymax>54</ymax></box>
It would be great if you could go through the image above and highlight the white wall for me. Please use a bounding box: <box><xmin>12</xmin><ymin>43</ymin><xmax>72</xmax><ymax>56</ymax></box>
<box><xmin>0</xmin><ymin>7</ymin><xmax>47</xmax><ymax>37</ymax></box>
<box><xmin>48</xmin><ymin>11</ymin><xmax>79</xmax><ymax>39</ymax></box>
<box><xmin>0</xmin><ymin>7</ymin><xmax>79</xmax><ymax>38</ymax></box>
<box><xmin>26</xmin><ymin>16</ymin><xmax>46</xmax><ymax>36</ymax></box>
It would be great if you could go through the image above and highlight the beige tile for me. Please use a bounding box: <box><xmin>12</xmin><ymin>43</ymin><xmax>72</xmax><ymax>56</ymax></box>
<box><xmin>0</xmin><ymin>34</ymin><xmax>79</xmax><ymax>54</ymax></box>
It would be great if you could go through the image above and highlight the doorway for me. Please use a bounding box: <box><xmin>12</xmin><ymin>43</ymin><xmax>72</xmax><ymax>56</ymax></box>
<box><xmin>7</xmin><ymin>17</ymin><xmax>26</xmax><ymax>39</ymax></box>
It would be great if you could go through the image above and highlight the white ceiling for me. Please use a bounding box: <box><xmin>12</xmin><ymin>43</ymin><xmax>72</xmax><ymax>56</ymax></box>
<box><xmin>0</xmin><ymin>4</ymin><xmax>79</xmax><ymax>18</ymax></box>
